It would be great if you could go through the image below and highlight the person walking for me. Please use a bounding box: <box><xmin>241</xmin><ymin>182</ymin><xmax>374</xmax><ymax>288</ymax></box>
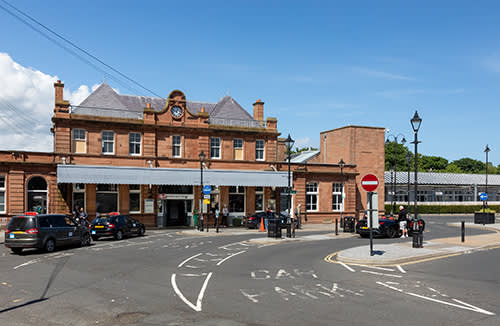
<box><xmin>222</xmin><ymin>204</ymin><xmax>229</xmax><ymax>227</ymax></box>
<box><xmin>193</xmin><ymin>209</ymin><xmax>199</xmax><ymax>230</ymax></box>
<box><xmin>398</xmin><ymin>205</ymin><xmax>408</xmax><ymax>238</ymax></box>
<box><xmin>294</xmin><ymin>203</ymin><xmax>302</xmax><ymax>229</ymax></box>
<box><xmin>79</xmin><ymin>207</ymin><xmax>89</xmax><ymax>228</ymax></box>
<box><xmin>265</xmin><ymin>207</ymin><xmax>273</xmax><ymax>230</ymax></box>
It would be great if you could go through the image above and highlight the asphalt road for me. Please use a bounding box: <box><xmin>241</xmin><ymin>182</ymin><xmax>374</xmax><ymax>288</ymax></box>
<box><xmin>0</xmin><ymin>215</ymin><xmax>498</xmax><ymax>326</ymax></box>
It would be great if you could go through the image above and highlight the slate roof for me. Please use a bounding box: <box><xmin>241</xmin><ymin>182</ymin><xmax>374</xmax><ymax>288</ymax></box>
<box><xmin>385</xmin><ymin>171</ymin><xmax>500</xmax><ymax>186</ymax></box>
<box><xmin>73</xmin><ymin>83</ymin><xmax>263</xmax><ymax>128</ymax></box>
<box><xmin>290</xmin><ymin>150</ymin><xmax>321</xmax><ymax>163</ymax></box>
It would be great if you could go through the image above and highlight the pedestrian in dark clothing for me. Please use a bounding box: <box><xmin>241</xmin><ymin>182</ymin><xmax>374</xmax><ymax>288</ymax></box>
<box><xmin>398</xmin><ymin>205</ymin><xmax>408</xmax><ymax>238</ymax></box>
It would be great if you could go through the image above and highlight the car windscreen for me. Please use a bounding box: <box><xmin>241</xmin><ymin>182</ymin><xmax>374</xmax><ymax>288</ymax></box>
<box><xmin>7</xmin><ymin>217</ymin><xmax>36</xmax><ymax>230</ymax></box>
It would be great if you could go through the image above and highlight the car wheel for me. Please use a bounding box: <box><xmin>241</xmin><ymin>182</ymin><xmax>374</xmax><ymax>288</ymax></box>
<box><xmin>92</xmin><ymin>236</ymin><xmax>99</xmax><ymax>241</ymax></box>
<box><xmin>81</xmin><ymin>233</ymin><xmax>91</xmax><ymax>247</ymax></box>
<box><xmin>386</xmin><ymin>227</ymin><xmax>397</xmax><ymax>238</ymax></box>
<box><xmin>115</xmin><ymin>230</ymin><xmax>124</xmax><ymax>241</ymax></box>
<box><xmin>45</xmin><ymin>239</ymin><xmax>56</xmax><ymax>253</ymax></box>
<box><xmin>11</xmin><ymin>248</ymin><xmax>23</xmax><ymax>254</ymax></box>
<box><xmin>138</xmin><ymin>227</ymin><xmax>145</xmax><ymax>236</ymax></box>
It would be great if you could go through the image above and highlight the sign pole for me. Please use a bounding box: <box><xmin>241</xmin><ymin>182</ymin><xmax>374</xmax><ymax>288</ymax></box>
<box><xmin>369</xmin><ymin>191</ymin><xmax>374</xmax><ymax>256</ymax></box>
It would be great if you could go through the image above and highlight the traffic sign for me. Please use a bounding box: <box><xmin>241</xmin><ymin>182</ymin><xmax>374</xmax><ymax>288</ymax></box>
<box><xmin>480</xmin><ymin>192</ymin><xmax>488</xmax><ymax>201</ymax></box>
<box><xmin>361</xmin><ymin>174</ymin><xmax>379</xmax><ymax>192</ymax></box>
<box><xmin>203</xmin><ymin>194</ymin><xmax>211</xmax><ymax>199</ymax></box>
<box><xmin>203</xmin><ymin>199</ymin><xmax>210</xmax><ymax>204</ymax></box>
<box><xmin>202</xmin><ymin>185</ymin><xmax>212</xmax><ymax>195</ymax></box>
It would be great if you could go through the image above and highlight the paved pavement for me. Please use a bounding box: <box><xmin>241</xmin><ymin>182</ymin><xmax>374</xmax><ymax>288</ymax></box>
<box><xmin>334</xmin><ymin>222</ymin><xmax>500</xmax><ymax>266</ymax></box>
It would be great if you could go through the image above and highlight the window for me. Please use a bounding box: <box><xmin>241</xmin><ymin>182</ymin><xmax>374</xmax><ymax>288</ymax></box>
<box><xmin>72</xmin><ymin>129</ymin><xmax>86</xmax><ymax>153</ymax></box>
<box><xmin>255</xmin><ymin>186</ymin><xmax>264</xmax><ymax>212</ymax></box>
<box><xmin>129</xmin><ymin>185</ymin><xmax>141</xmax><ymax>214</ymax></box>
<box><xmin>211</xmin><ymin>137</ymin><xmax>220</xmax><ymax>159</ymax></box>
<box><xmin>27</xmin><ymin>177</ymin><xmax>47</xmax><ymax>214</ymax></box>
<box><xmin>96</xmin><ymin>184</ymin><xmax>118</xmax><ymax>213</ymax></box>
<box><xmin>129</xmin><ymin>132</ymin><xmax>141</xmax><ymax>155</ymax></box>
<box><xmin>306</xmin><ymin>182</ymin><xmax>318</xmax><ymax>211</ymax></box>
<box><xmin>172</xmin><ymin>135</ymin><xmax>181</xmax><ymax>158</ymax></box>
<box><xmin>73</xmin><ymin>184</ymin><xmax>85</xmax><ymax>212</ymax></box>
<box><xmin>0</xmin><ymin>175</ymin><xmax>5</xmax><ymax>213</ymax></box>
<box><xmin>256</xmin><ymin>140</ymin><xmax>265</xmax><ymax>161</ymax></box>
<box><xmin>229</xmin><ymin>186</ymin><xmax>245</xmax><ymax>213</ymax></box>
<box><xmin>332</xmin><ymin>183</ymin><xmax>343</xmax><ymax>211</ymax></box>
<box><xmin>102</xmin><ymin>131</ymin><xmax>114</xmax><ymax>154</ymax></box>
<box><xmin>234</xmin><ymin>139</ymin><xmax>243</xmax><ymax>160</ymax></box>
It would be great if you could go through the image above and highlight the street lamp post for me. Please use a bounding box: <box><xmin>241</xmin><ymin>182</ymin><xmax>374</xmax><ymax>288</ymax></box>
<box><xmin>410</xmin><ymin>111</ymin><xmax>422</xmax><ymax>247</ymax></box>
<box><xmin>199</xmin><ymin>151</ymin><xmax>206</xmax><ymax>232</ymax></box>
<box><xmin>386</xmin><ymin>134</ymin><xmax>406</xmax><ymax>216</ymax></box>
<box><xmin>484</xmin><ymin>145</ymin><xmax>491</xmax><ymax>212</ymax></box>
<box><xmin>339</xmin><ymin>158</ymin><xmax>345</xmax><ymax>228</ymax></box>
<box><xmin>284</xmin><ymin>134</ymin><xmax>295</xmax><ymax>238</ymax></box>
<box><xmin>406</xmin><ymin>152</ymin><xmax>412</xmax><ymax>218</ymax></box>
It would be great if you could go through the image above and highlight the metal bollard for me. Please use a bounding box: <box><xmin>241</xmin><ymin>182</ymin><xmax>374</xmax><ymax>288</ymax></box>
<box><xmin>335</xmin><ymin>218</ymin><xmax>338</xmax><ymax>236</ymax></box>
<box><xmin>461</xmin><ymin>221</ymin><xmax>465</xmax><ymax>243</ymax></box>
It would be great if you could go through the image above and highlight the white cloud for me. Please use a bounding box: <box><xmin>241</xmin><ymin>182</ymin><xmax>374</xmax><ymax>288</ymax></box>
<box><xmin>483</xmin><ymin>55</ymin><xmax>500</xmax><ymax>73</ymax></box>
<box><xmin>350</xmin><ymin>66</ymin><xmax>415</xmax><ymax>81</ymax></box>
<box><xmin>0</xmin><ymin>53</ymin><xmax>92</xmax><ymax>152</ymax></box>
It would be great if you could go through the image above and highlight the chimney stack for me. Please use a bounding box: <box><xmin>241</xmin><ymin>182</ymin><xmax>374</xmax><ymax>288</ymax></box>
<box><xmin>54</xmin><ymin>80</ymin><xmax>64</xmax><ymax>102</ymax></box>
<box><xmin>253</xmin><ymin>99</ymin><xmax>264</xmax><ymax>121</ymax></box>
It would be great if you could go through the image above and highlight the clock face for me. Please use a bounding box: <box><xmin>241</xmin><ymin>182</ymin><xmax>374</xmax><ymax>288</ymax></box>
<box><xmin>171</xmin><ymin>106</ymin><xmax>183</xmax><ymax>118</ymax></box>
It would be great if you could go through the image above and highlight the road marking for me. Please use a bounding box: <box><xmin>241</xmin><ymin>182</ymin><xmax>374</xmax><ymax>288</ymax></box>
<box><xmin>171</xmin><ymin>272</ymin><xmax>213</xmax><ymax>312</ymax></box>
<box><xmin>216</xmin><ymin>251</ymin><xmax>246</xmax><ymax>266</ymax></box>
<box><xmin>361</xmin><ymin>270</ymin><xmax>402</xmax><ymax>278</ymax></box>
<box><xmin>178</xmin><ymin>253</ymin><xmax>202</xmax><ymax>268</ymax></box>
<box><xmin>13</xmin><ymin>259</ymin><xmax>40</xmax><ymax>270</ymax></box>
<box><xmin>396</xmin><ymin>265</ymin><xmax>406</xmax><ymax>273</ymax></box>
<box><xmin>356</xmin><ymin>265</ymin><xmax>395</xmax><ymax>272</ymax></box>
<box><xmin>240</xmin><ymin>289</ymin><xmax>261</xmax><ymax>303</ymax></box>
<box><xmin>377</xmin><ymin>281</ymin><xmax>495</xmax><ymax>316</ymax></box>
<box><xmin>339</xmin><ymin>262</ymin><xmax>355</xmax><ymax>272</ymax></box>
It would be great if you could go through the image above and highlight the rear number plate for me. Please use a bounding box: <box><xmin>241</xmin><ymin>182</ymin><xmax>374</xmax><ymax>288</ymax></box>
<box><xmin>95</xmin><ymin>226</ymin><xmax>104</xmax><ymax>229</ymax></box>
<box><xmin>361</xmin><ymin>226</ymin><xmax>368</xmax><ymax>229</ymax></box>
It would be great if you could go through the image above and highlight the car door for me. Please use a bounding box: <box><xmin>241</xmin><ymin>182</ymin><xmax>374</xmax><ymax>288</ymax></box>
<box><xmin>126</xmin><ymin>216</ymin><xmax>139</xmax><ymax>234</ymax></box>
<box><xmin>117</xmin><ymin>215</ymin><xmax>129</xmax><ymax>235</ymax></box>
<box><xmin>49</xmin><ymin>215</ymin><xmax>70</xmax><ymax>245</ymax></box>
<box><xmin>64</xmin><ymin>216</ymin><xmax>82</xmax><ymax>245</ymax></box>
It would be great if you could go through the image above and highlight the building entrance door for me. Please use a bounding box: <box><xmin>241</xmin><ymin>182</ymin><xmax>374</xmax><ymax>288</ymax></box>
<box><xmin>166</xmin><ymin>200</ymin><xmax>187</xmax><ymax>226</ymax></box>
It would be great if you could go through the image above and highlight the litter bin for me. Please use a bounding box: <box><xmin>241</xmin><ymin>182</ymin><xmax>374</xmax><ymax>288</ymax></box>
<box><xmin>267</xmin><ymin>218</ymin><xmax>281</xmax><ymax>239</ymax></box>
<box><xmin>343</xmin><ymin>216</ymin><xmax>355</xmax><ymax>232</ymax></box>
<box><xmin>410</xmin><ymin>218</ymin><xmax>425</xmax><ymax>248</ymax></box>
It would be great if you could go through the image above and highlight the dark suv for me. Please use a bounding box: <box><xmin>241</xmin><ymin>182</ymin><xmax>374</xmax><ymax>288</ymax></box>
<box><xmin>90</xmin><ymin>213</ymin><xmax>145</xmax><ymax>241</ymax></box>
<box><xmin>4</xmin><ymin>213</ymin><xmax>91</xmax><ymax>254</ymax></box>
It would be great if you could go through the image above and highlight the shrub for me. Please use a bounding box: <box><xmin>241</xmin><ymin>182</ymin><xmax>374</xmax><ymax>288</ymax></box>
<box><xmin>385</xmin><ymin>204</ymin><xmax>500</xmax><ymax>214</ymax></box>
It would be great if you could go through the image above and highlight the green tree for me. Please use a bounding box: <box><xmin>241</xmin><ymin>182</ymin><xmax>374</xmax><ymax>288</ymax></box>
<box><xmin>444</xmin><ymin>163</ymin><xmax>463</xmax><ymax>173</ymax></box>
<box><xmin>451</xmin><ymin>158</ymin><xmax>484</xmax><ymax>173</ymax></box>
<box><xmin>385</xmin><ymin>142</ymin><xmax>410</xmax><ymax>171</ymax></box>
<box><xmin>420</xmin><ymin>155</ymin><xmax>448</xmax><ymax>172</ymax></box>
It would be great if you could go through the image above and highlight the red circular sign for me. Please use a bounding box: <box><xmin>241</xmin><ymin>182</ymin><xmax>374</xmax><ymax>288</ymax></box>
<box><xmin>361</xmin><ymin>174</ymin><xmax>379</xmax><ymax>192</ymax></box>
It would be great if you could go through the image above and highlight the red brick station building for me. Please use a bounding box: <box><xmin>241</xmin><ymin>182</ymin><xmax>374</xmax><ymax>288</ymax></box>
<box><xmin>0</xmin><ymin>81</ymin><xmax>385</xmax><ymax>227</ymax></box>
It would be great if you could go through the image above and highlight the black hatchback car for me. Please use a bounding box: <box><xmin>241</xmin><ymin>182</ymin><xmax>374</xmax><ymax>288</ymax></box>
<box><xmin>90</xmin><ymin>213</ymin><xmax>145</xmax><ymax>241</ymax></box>
<box><xmin>4</xmin><ymin>213</ymin><xmax>91</xmax><ymax>254</ymax></box>
<box><xmin>356</xmin><ymin>216</ymin><xmax>401</xmax><ymax>238</ymax></box>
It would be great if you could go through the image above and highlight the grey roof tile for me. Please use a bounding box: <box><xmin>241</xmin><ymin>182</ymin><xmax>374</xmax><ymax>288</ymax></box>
<box><xmin>385</xmin><ymin>171</ymin><xmax>500</xmax><ymax>186</ymax></box>
<box><xmin>71</xmin><ymin>83</ymin><xmax>263</xmax><ymax>128</ymax></box>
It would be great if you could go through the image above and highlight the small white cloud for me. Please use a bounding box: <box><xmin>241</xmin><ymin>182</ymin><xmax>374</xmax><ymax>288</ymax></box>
<box><xmin>0</xmin><ymin>53</ymin><xmax>92</xmax><ymax>152</ymax></box>
<box><xmin>483</xmin><ymin>55</ymin><xmax>500</xmax><ymax>73</ymax></box>
<box><xmin>350</xmin><ymin>66</ymin><xmax>414</xmax><ymax>81</ymax></box>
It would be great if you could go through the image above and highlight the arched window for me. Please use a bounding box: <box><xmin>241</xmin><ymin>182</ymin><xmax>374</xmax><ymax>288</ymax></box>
<box><xmin>27</xmin><ymin>176</ymin><xmax>47</xmax><ymax>214</ymax></box>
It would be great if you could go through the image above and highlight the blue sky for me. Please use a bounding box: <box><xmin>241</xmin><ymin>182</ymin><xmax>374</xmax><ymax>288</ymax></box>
<box><xmin>1</xmin><ymin>0</ymin><xmax>500</xmax><ymax>165</ymax></box>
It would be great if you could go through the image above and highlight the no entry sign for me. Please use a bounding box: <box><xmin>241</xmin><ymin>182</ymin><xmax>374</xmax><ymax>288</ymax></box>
<box><xmin>361</xmin><ymin>174</ymin><xmax>379</xmax><ymax>192</ymax></box>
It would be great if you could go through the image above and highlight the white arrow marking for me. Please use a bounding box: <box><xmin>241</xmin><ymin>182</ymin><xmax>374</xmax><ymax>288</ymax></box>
<box><xmin>171</xmin><ymin>272</ymin><xmax>213</xmax><ymax>312</ymax></box>
<box><xmin>216</xmin><ymin>251</ymin><xmax>246</xmax><ymax>266</ymax></box>
<box><xmin>178</xmin><ymin>253</ymin><xmax>202</xmax><ymax>268</ymax></box>
<box><xmin>339</xmin><ymin>262</ymin><xmax>355</xmax><ymax>272</ymax></box>
<box><xmin>377</xmin><ymin>282</ymin><xmax>495</xmax><ymax>316</ymax></box>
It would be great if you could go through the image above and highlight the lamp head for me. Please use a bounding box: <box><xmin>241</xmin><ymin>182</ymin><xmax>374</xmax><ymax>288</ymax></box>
<box><xmin>338</xmin><ymin>158</ymin><xmax>345</xmax><ymax>169</ymax></box>
<box><xmin>199</xmin><ymin>150</ymin><xmax>206</xmax><ymax>161</ymax></box>
<box><xmin>284</xmin><ymin>134</ymin><xmax>295</xmax><ymax>152</ymax></box>
<box><xmin>485</xmin><ymin>144</ymin><xmax>491</xmax><ymax>153</ymax></box>
<box><xmin>411</xmin><ymin>111</ymin><xmax>422</xmax><ymax>132</ymax></box>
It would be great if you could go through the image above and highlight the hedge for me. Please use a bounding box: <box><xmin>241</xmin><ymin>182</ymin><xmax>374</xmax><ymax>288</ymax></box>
<box><xmin>384</xmin><ymin>204</ymin><xmax>500</xmax><ymax>215</ymax></box>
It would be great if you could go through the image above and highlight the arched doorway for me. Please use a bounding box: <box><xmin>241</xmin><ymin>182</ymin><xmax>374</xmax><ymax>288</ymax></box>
<box><xmin>27</xmin><ymin>176</ymin><xmax>47</xmax><ymax>214</ymax></box>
